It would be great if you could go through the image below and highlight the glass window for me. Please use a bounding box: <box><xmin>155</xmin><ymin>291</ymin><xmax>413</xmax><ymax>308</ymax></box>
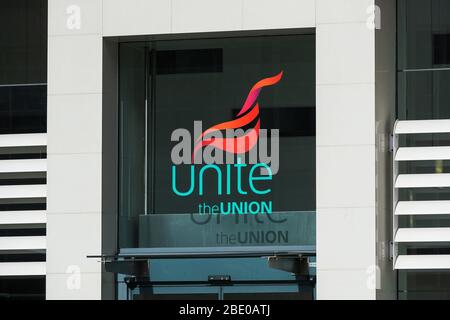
<box><xmin>398</xmin><ymin>270</ymin><xmax>450</xmax><ymax>300</ymax></box>
<box><xmin>0</xmin><ymin>277</ymin><xmax>45</xmax><ymax>300</ymax></box>
<box><xmin>397</xmin><ymin>0</ymin><xmax>450</xmax><ymax>300</ymax></box>
<box><xmin>398</xmin><ymin>0</ymin><xmax>450</xmax><ymax>121</ymax></box>
<box><xmin>398</xmin><ymin>0</ymin><xmax>450</xmax><ymax>70</ymax></box>
<box><xmin>0</xmin><ymin>0</ymin><xmax>47</xmax><ymax>134</ymax></box>
<box><xmin>0</xmin><ymin>84</ymin><xmax>47</xmax><ymax>134</ymax></box>
<box><xmin>119</xmin><ymin>34</ymin><xmax>316</xmax><ymax>249</ymax></box>
<box><xmin>0</xmin><ymin>0</ymin><xmax>47</xmax><ymax>85</ymax></box>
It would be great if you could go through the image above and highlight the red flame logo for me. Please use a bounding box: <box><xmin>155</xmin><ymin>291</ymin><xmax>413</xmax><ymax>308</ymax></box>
<box><xmin>192</xmin><ymin>71</ymin><xmax>283</xmax><ymax>160</ymax></box>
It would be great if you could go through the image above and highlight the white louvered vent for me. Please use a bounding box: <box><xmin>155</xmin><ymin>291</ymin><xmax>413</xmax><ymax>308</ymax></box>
<box><xmin>393</xmin><ymin>120</ymin><xmax>450</xmax><ymax>270</ymax></box>
<box><xmin>0</xmin><ymin>134</ymin><xmax>46</xmax><ymax>276</ymax></box>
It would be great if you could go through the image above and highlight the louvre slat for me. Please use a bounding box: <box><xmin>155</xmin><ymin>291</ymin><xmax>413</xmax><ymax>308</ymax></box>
<box><xmin>395</xmin><ymin>120</ymin><xmax>450</xmax><ymax>134</ymax></box>
<box><xmin>0</xmin><ymin>262</ymin><xmax>45</xmax><ymax>276</ymax></box>
<box><xmin>0</xmin><ymin>185</ymin><xmax>46</xmax><ymax>199</ymax></box>
<box><xmin>395</xmin><ymin>147</ymin><xmax>450</xmax><ymax>161</ymax></box>
<box><xmin>393</xmin><ymin>120</ymin><xmax>450</xmax><ymax>270</ymax></box>
<box><xmin>395</xmin><ymin>227</ymin><xmax>450</xmax><ymax>242</ymax></box>
<box><xmin>395</xmin><ymin>201</ymin><xmax>450</xmax><ymax>215</ymax></box>
<box><xmin>0</xmin><ymin>236</ymin><xmax>46</xmax><ymax>251</ymax></box>
<box><xmin>395</xmin><ymin>174</ymin><xmax>450</xmax><ymax>188</ymax></box>
<box><xmin>0</xmin><ymin>133</ymin><xmax>46</xmax><ymax>148</ymax></box>
<box><xmin>395</xmin><ymin>255</ymin><xmax>450</xmax><ymax>269</ymax></box>
<box><xmin>0</xmin><ymin>159</ymin><xmax>46</xmax><ymax>173</ymax></box>
<box><xmin>0</xmin><ymin>210</ymin><xmax>46</xmax><ymax>225</ymax></box>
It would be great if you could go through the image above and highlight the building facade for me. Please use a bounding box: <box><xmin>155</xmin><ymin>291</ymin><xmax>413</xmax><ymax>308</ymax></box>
<box><xmin>0</xmin><ymin>0</ymin><xmax>449</xmax><ymax>300</ymax></box>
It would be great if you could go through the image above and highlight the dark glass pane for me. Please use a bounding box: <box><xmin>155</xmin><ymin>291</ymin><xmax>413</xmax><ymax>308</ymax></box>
<box><xmin>0</xmin><ymin>0</ymin><xmax>47</xmax><ymax>85</ymax></box>
<box><xmin>224</xmin><ymin>292</ymin><xmax>312</xmax><ymax>300</ymax></box>
<box><xmin>0</xmin><ymin>253</ymin><xmax>45</xmax><ymax>262</ymax></box>
<box><xmin>398</xmin><ymin>70</ymin><xmax>450</xmax><ymax>120</ymax></box>
<box><xmin>0</xmin><ymin>85</ymin><xmax>47</xmax><ymax>133</ymax></box>
<box><xmin>0</xmin><ymin>277</ymin><xmax>45</xmax><ymax>300</ymax></box>
<box><xmin>259</xmin><ymin>107</ymin><xmax>315</xmax><ymax>137</ymax></box>
<box><xmin>0</xmin><ymin>203</ymin><xmax>46</xmax><ymax>211</ymax></box>
<box><xmin>399</xmin><ymin>160</ymin><xmax>450</xmax><ymax>175</ymax></box>
<box><xmin>399</xmin><ymin>215</ymin><xmax>450</xmax><ymax>228</ymax></box>
<box><xmin>0</xmin><ymin>228</ymin><xmax>46</xmax><ymax>237</ymax></box>
<box><xmin>399</xmin><ymin>271</ymin><xmax>450</xmax><ymax>300</ymax></box>
<box><xmin>398</xmin><ymin>0</ymin><xmax>450</xmax><ymax>69</ymax></box>
<box><xmin>433</xmin><ymin>34</ymin><xmax>450</xmax><ymax>65</ymax></box>
<box><xmin>133</xmin><ymin>292</ymin><xmax>218</xmax><ymax>300</ymax></box>
<box><xmin>156</xmin><ymin>48</ymin><xmax>223</xmax><ymax>74</ymax></box>
<box><xmin>119</xmin><ymin>256</ymin><xmax>315</xmax><ymax>300</ymax></box>
<box><xmin>0</xmin><ymin>178</ymin><xmax>46</xmax><ymax>186</ymax></box>
<box><xmin>431</xmin><ymin>0</ymin><xmax>450</xmax><ymax>67</ymax></box>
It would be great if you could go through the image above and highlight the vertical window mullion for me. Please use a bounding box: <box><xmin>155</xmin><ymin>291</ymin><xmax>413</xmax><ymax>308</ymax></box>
<box><xmin>147</xmin><ymin>42</ymin><xmax>157</xmax><ymax>215</ymax></box>
<box><xmin>144</xmin><ymin>45</ymin><xmax>150</xmax><ymax>215</ymax></box>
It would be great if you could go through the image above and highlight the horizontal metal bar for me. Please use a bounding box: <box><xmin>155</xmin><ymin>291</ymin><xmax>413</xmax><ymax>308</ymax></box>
<box><xmin>0</xmin><ymin>159</ymin><xmax>46</xmax><ymax>173</ymax></box>
<box><xmin>0</xmin><ymin>133</ymin><xmax>47</xmax><ymax>148</ymax></box>
<box><xmin>89</xmin><ymin>246</ymin><xmax>316</xmax><ymax>260</ymax></box>
<box><xmin>395</xmin><ymin>173</ymin><xmax>450</xmax><ymax>188</ymax></box>
<box><xmin>0</xmin><ymin>83</ymin><xmax>47</xmax><ymax>88</ymax></box>
<box><xmin>0</xmin><ymin>236</ymin><xmax>46</xmax><ymax>251</ymax></box>
<box><xmin>395</xmin><ymin>255</ymin><xmax>450</xmax><ymax>270</ymax></box>
<box><xmin>0</xmin><ymin>185</ymin><xmax>47</xmax><ymax>199</ymax></box>
<box><xmin>400</xmin><ymin>68</ymin><xmax>450</xmax><ymax>72</ymax></box>
<box><xmin>121</xmin><ymin>278</ymin><xmax>315</xmax><ymax>287</ymax></box>
<box><xmin>395</xmin><ymin>200</ymin><xmax>450</xmax><ymax>215</ymax></box>
<box><xmin>395</xmin><ymin>146</ymin><xmax>450</xmax><ymax>161</ymax></box>
<box><xmin>394</xmin><ymin>119</ymin><xmax>450</xmax><ymax>134</ymax></box>
<box><xmin>0</xmin><ymin>261</ymin><xmax>45</xmax><ymax>276</ymax></box>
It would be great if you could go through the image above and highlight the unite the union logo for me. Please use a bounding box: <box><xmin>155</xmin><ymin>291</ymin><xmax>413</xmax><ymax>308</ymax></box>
<box><xmin>170</xmin><ymin>71</ymin><xmax>283</xmax><ymax>216</ymax></box>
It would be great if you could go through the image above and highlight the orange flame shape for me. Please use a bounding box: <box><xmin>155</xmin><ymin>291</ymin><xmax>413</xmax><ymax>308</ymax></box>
<box><xmin>192</xmin><ymin>71</ymin><xmax>283</xmax><ymax>161</ymax></box>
